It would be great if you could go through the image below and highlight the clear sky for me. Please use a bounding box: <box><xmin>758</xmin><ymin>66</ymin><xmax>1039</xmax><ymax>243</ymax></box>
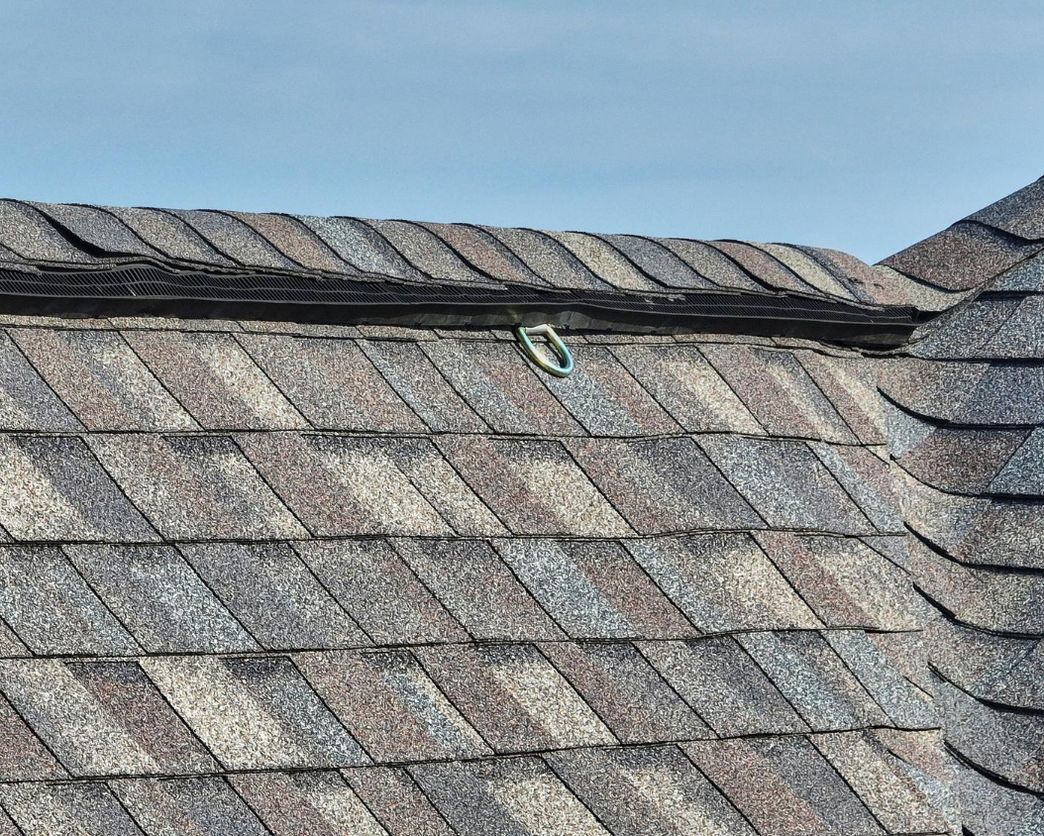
<box><xmin>3</xmin><ymin>1</ymin><xmax>1042</xmax><ymax>262</ymax></box>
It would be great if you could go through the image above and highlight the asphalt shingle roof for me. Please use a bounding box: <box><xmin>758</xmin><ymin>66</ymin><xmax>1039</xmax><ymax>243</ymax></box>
<box><xmin>0</xmin><ymin>179</ymin><xmax>1042</xmax><ymax>833</ymax></box>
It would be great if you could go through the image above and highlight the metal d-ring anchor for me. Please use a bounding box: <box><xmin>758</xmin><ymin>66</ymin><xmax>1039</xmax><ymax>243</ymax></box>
<box><xmin>515</xmin><ymin>323</ymin><xmax>574</xmax><ymax>378</ymax></box>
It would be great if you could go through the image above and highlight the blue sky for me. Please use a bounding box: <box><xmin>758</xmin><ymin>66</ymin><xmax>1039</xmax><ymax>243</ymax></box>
<box><xmin>3</xmin><ymin>1</ymin><xmax>1042</xmax><ymax>261</ymax></box>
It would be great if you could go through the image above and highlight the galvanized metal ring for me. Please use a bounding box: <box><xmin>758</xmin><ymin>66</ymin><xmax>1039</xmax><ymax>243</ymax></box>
<box><xmin>515</xmin><ymin>324</ymin><xmax>574</xmax><ymax>378</ymax></box>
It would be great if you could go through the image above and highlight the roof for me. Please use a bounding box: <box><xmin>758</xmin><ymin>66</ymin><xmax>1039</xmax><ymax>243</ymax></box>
<box><xmin>0</xmin><ymin>179</ymin><xmax>1040</xmax><ymax>834</ymax></box>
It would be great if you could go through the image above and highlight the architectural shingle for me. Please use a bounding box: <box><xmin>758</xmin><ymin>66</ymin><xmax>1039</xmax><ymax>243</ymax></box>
<box><xmin>0</xmin><ymin>180</ymin><xmax>1041</xmax><ymax>832</ymax></box>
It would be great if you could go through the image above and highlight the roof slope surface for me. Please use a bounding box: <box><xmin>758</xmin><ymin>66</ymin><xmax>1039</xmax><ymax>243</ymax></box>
<box><xmin>0</xmin><ymin>180</ymin><xmax>1040</xmax><ymax>834</ymax></box>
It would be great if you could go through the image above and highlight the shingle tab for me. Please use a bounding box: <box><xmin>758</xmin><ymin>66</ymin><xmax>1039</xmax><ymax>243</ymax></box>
<box><xmin>541</xmin><ymin>345</ymin><xmax>679</xmax><ymax>436</ymax></box>
<box><xmin>394</xmin><ymin>539</ymin><xmax>561</xmax><ymax>641</ymax></box>
<box><xmin>684</xmin><ymin>736</ymin><xmax>883</xmax><ymax>836</ymax></box>
<box><xmin>825</xmin><ymin>630</ymin><xmax>936</xmax><ymax>729</ymax></box>
<box><xmin>568</xmin><ymin>437</ymin><xmax>762</xmax><ymax>533</ymax></box>
<box><xmin>541</xmin><ymin>641</ymin><xmax>711</xmax><ymax>743</ymax></box>
<box><xmin>143</xmin><ymin>655</ymin><xmax>367</xmax><ymax>770</ymax></box>
<box><xmin>738</xmin><ymin>631</ymin><xmax>889</xmax><ymax>732</ymax></box>
<box><xmin>29</xmin><ymin>202</ymin><xmax>164</xmax><ymax>258</ymax></box>
<box><xmin>701</xmin><ymin>343</ymin><xmax>856</xmax><ymax>442</ymax></box>
<box><xmin>604</xmin><ymin>234</ymin><xmax>714</xmax><ymax>289</ymax></box>
<box><xmin>0</xmin><ymin>546</ymin><xmax>140</xmax><ymax>655</ymax></box>
<box><xmin>814</xmin><ymin>730</ymin><xmax>954</xmax><ymax>834</ymax></box>
<box><xmin>655</xmin><ymin>237</ymin><xmax>762</xmax><ymax>289</ymax></box>
<box><xmin>0</xmin><ymin>659</ymin><xmax>217</xmax><ymax>776</ymax></box>
<box><xmin>226</xmin><ymin>211</ymin><xmax>352</xmax><ymax>273</ymax></box>
<box><xmin>982</xmin><ymin>294</ymin><xmax>1044</xmax><ymax>359</ymax></box>
<box><xmin>180</xmin><ymin>541</ymin><xmax>369</xmax><ymax>651</ymax></box>
<box><xmin>882</xmin><ymin>222</ymin><xmax>1040</xmax><ymax>290</ymax></box>
<box><xmin>0</xmin><ymin>781</ymin><xmax>145</xmax><ymax>836</ymax></box>
<box><xmin>908</xmin><ymin>295</ymin><xmax>1022</xmax><ymax>359</ymax></box>
<box><xmin>0</xmin><ymin>331</ymin><xmax>82</xmax><ymax>430</ymax></box>
<box><xmin>0</xmin><ymin>693</ymin><xmax>66</xmax><ymax>781</ymax></box>
<box><xmin>105</xmin><ymin>206</ymin><xmax>237</xmax><ymax>265</ymax></box>
<box><xmin>0</xmin><ymin>435</ymin><xmax>158</xmax><ymax>542</ymax></box>
<box><xmin>297</xmin><ymin>649</ymin><xmax>489</xmax><ymax>763</ymax></box>
<box><xmin>968</xmin><ymin>176</ymin><xmax>1044</xmax><ymax>239</ymax></box>
<box><xmin>295</xmin><ymin>539</ymin><xmax>467</xmax><ymax>645</ymax></box>
<box><xmin>422</xmin><ymin>340</ymin><xmax>582</xmax><ymax>435</ymax></box>
<box><xmin>992</xmin><ymin>250</ymin><xmax>1044</xmax><ymax>290</ymax></box>
<box><xmin>415</xmin><ymin>643</ymin><xmax>615</xmax><ymax>753</ymax></box>
<box><xmin>167</xmin><ymin>209</ymin><xmax>303</xmax><ymax>271</ymax></box>
<box><xmin>438</xmin><ymin>436</ymin><xmax>631</xmax><ymax>536</ymax></box>
<box><xmin>548</xmin><ymin>745</ymin><xmax>756</xmax><ymax>836</ymax></box>
<box><xmin>419</xmin><ymin>222</ymin><xmax>546</xmax><ymax>286</ymax></box>
<box><xmin>344</xmin><ymin>766</ymin><xmax>455</xmax><ymax>836</ymax></box>
<box><xmin>936</xmin><ymin>678</ymin><xmax>1044</xmax><ymax>793</ymax></box>
<box><xmin>991</xmin><ymin>427</ymin><xmax>1044</xmax><ymax>495</ymax></box>
<box><xmin>889</xmin><ymin>416</ymin><xmax>1025</xmax><ymax>494</ymax></box>
<box><xmin>545</xmin><ymin>231</ymin><xmax>658</xmax><ymax>290</ymax></box>
<box><xmin>610</xmin><ymin>344</ymin><xmax>763</xmax><ymax>433</ymax></box>
<box><xmin>124</xmin><ymin>331</ymin><xmax>306</xmax><ymax>430</ymax></box>
<box><xmin>758</xmin><ymin>242</ymin><xmax>856</xmax><ymax>299</ymax></box>
<box><xmin>88</xmin><ymin>433</ymin><xmax>306</xmax><ymax>540</ymax></box>
<box><xmin>483</xmin><ymin>226</ymin><xmax>610</xmax><ymax>290</ymax></box>
<box><xmin>230</xmin><ymin>770</ymin><xmax>387</xmax><ymax>836</ymax></box>
<box><xmin>12</xmin><ymin>328</ymin><xmax>194</xmax><ymax>431</ymax></box>
<box><xmin>700</xmin><ymin>435</ymin><xmax>873</xmax><ymax>533</ymax></box>
<box><xmin>641</xmin><ymin>637</ymin><xmax>808</xmax><ymax>736</ymax></box>
<box><xmin>294</xmin><ymin>215</ymin><xmax>424</xmax><ymax>280</ymax></box>
<box><xmin>755</xmin><ymin>532</ymin><xmax>920</xmax><ymax>630</ymax></box>
<box><xmin>795</xmin><ymin>350</ymin><xmax>886</xmax><ymax>444</ymax></box>
<box><xmin>358</xmin><ymin>338</ymin><xmax>489</xmax><ymax>432</ymax></box>
<box><xmin>628</xmin><ymin>534</ymin><xmax>821</xmax><ymax>631</ymax></box>
<box><xmin>0</xmin><ymin>201</ymin><xmax>98</xmax><ymax>264</ymax></box>
<box><xmin>367</xmin><ymin>219</ymin><xmax>490</xmax><ymax>284</ymax></box>
<box><xmin>240</xmin><ymin>334</ymin><xmax>425</xmax><ymax>431</ymax></box>
<box><xmin>113</xmin><ymin>777</ymin><xmax>269</xmax><ymax>836</ymax></box>
<box><xmin>242</xmin><ymin>433</ymin><xmax>502</xmax><ymax>537</ymax></box>
<box><xmin>711</xmin><ymin>240</ymin><xmax>813</xmax><ymax>293</ymax></box>
<box><xmin>810</xmin><ymin>443</ymin><xmax>904</xmax><ymax>531</ymax></box>
<box><xmin>410</xmin><ymin>756</ymin><xmax>609</xmax><ymax>836</ymax></box>
<box><xmin>66</xmin><ymin>544</ymin><xmax>257</xmax><ymax>654</ymax></box>
<box><xmin>494</xmin><ymin>539</ymin><xmax>695</xmax><ymax>639</ymax></box>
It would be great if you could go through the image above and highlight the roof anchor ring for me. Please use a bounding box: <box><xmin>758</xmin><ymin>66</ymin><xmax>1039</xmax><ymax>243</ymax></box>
<box><xmin>515</xmin><ymin>323</ymin><xmax>574</xmax><ymax>378</ymax></box>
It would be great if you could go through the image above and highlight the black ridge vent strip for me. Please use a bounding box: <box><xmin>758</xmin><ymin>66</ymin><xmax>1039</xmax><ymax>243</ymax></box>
<box><xmin>0</xmin><ymin>263</ymin><xmax>920</xmax><ymax>346</ymax></box>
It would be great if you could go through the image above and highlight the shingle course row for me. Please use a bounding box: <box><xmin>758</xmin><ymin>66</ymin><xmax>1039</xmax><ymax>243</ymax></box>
<box><xmin>0</xmin><ymin>730</ymin><xmax>955</xmax><ymax>836</ymax></box>
<box><xmin>0</xmin><ymin>634</ymin><xmax>932</xmax><ymax>779</ymax></box>
<box><xmin>0</xmin><ymin>325</ymin><xmax>894</xmax><ymax>445</ymax></box>
<box><xmin>0</xmin><ymin>534</ymin><xmax>924</xmax><ymax>656</ymax></box>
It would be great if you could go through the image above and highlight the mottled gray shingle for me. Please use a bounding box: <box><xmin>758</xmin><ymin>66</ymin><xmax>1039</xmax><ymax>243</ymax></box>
<box><xmin>0</xmin><ymin>435</ymin><xmax>158</xmax><ymax>542</ymax></box>
<box><xmin>0</xmin><ymin>781</ymin><xmax>145</xmax><ymax>836</ymax></box>
<box><xmin>548</xmin><ymin>746</ymin><xmax>756</xmax><ymax>836</ymax></box>
<box><xmin>143</xmin><ymin>655</ymin><xmax>367</xmax><ymax>770</ymax></box>
<box><xmin>295</xmin><ymin>539</ymin><xmax>467</xmax><ymax>645</ymax></box>
<box><xmin>641</xmin><ymin>638</ymin><xmax>808</xmax><ymax>737</ymax></box>
<box><xmin>239</xmin><ymin>334</ymin><xmax>424</xmax><ymax>431</ymax></box>
<box><xmin>394</xmin><ymin>539</ymin><xmax>561</xmax><ymax>641</ymax></box>
<box><xmin>297</xmin><ymin>649</ymin><xmax>488</xmax><ymax>763</ymax></box>
<box><xmin>0</xmin><ymin>545</ymin><xmax>140</xmax><ymax>655</ymax></box>
<box><xmin>410</xmin><ymin>756</ymin><xmax>609</xmax><ymax>836</ymax></box>
<box><xmin>700</xmin><ymin>435</ymin><xmax>873</xmax><ymax>534</ymax></box>
<box><xmin>88</xmin><ymin>433</ymin><xmax>306</xmax><ymax>540</ymax></box>
<box><xmin>125</xmin><ymin>331</ymin><xmax>306</xmax><ymax>430</ymax></box>
<box><xmin>180</xmin><ymin>541</ymin><xmax>369</xmax><ymax>650</ymax></box>
<box><xmin>568</xmin><ymin>437</ymin><xmax>762</xmax><ymax>533</ymax></box>
<box><xmin>66</xmin><ymin>544</ymin><xmax>256</xmax><ymax>653</ymax></box>
<box><xmin>12</xmin><ymin>328</ymin><xmax>194</xmax><ymax>431</ymax></box>
<box><xmin>495</xmin><ymin>538</ymin><xmax>695</xmax><ymax>639</ymax></box>
<box><xmin>0</xmin><ymin>331</ymin><xmax>82</xmax><ymax>430</ymax></box>
<box><xmin>113</xmin><ymin>777</ymin><xmax>270</xmax><ymax>836</ymax></box>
